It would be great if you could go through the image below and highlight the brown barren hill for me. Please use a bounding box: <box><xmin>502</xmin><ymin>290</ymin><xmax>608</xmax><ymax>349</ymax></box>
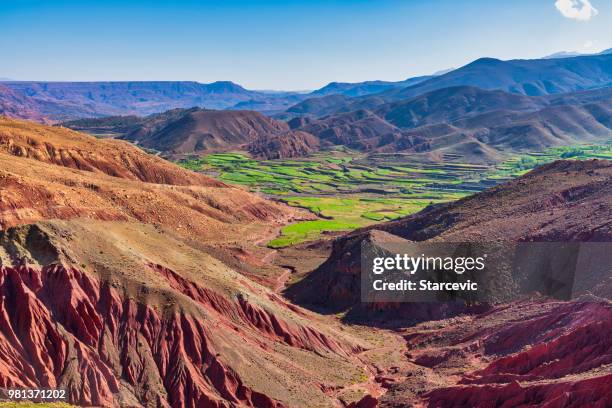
<box><xmin>118</xmin><ymin>108</ymin><xmax>318</xmax><ymax>159</ymax></box>
<box><xmin>379</xmin><ymin>159</ymin><xmax>612</xmax><ymax>242</ymax></box>
<box><xmin>0</xmin><ymin>117</ymin><xmax>223</xmax><ymax>186</ymax></box>
<box><xmin>0</xmin><ymin>118</ymin><xmax>312</xmax><ymax>245</ymax></box>
<box><xmin>246</xmin><ymin>130</ymin><xmax>320</xmax><ymax>159</ymax></box>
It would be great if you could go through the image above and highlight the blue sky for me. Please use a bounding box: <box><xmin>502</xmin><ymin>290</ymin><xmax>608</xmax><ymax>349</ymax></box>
<box><xmin>1</xmin><ymin>0</ymin><xmax>610</xmax><ymax>90</ymax></box>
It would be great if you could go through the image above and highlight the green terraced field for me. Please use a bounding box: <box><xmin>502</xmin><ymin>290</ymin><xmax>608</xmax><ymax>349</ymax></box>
<box><xmin>266</xmin><ymin>196</ymin><xmax>451</xmax><ymax>248</ymax></box>
<box><xmin>179</xmin><ymin>143</ymin><xmax>611</xmax><ymax>247</ymax></box>
<box><xmin>484</xmin><ymin>144</ymin><xmax>612</xmax><ymax>181</ymax></box>
<box><xmin>179</xmin><ymin>150</ymin><xmax>478</xmax><ymax>246</ymax></box>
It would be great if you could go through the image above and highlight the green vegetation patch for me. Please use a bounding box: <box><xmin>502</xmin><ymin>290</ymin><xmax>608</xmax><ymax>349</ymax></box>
<box><xmin>178</xmin><ymin>142</ymin><xmax>611</xmax><ymax>247</ymax></box>
<box><xmin>268</xmin><ymin>219</ymin><xmax>362</xmax><ymax>248</ymax></box>
<box><xmin>485</xmin><ymin>143</ymin><xmax>612</xmax><ymax>180</ymax></box>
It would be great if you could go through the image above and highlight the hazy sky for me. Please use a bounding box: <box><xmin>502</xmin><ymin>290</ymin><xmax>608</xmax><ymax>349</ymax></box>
<box><xmin>1</xmin><ymin>0</ymin><xmax>610</xmax><ymax>90</ymax></box>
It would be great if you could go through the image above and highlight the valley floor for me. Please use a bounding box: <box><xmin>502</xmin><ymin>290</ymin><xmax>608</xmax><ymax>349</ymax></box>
<box><xmin>179</xmin><ymin>142</ymin><xmax>612</xmax><ymax>248</ymax></box>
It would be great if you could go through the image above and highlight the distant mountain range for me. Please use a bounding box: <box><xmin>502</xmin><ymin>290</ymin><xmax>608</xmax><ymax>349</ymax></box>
<box><xmin>0</xmin><ymin>75</ymin><xmax>441</xmax><ymax>122</ymax></box>
<box><xmin>290</xmin><ymin>85</ymin><xmax>612</xmax><ymax>162</ymax></box>
<box><xmin>65</xmin><ymin>85</ymin><xmax>612</xmax><ymax>163</ymax></box>
<box><xmin>3</xmin><ymin>53</ymin><xmax>611</xmax><ymax>123</ymax></box>
<box><xmin>383</xmin><ymin>54</ymin><xmax>612</xmax><ymax>98</ymax></box>
<box><xmin>281</xmin><ymin>54</ymin><xmax>612</xmax><ymax>118</ymax></box>
<box><xmin>0</xmin><ymin>80</ymin><xmax>307</xmax><ymax>121</ymax></box>
<box><xmin>0</xmin><ymin>73</ymin><xmax>442</xmax><ymax>122</ymax></box>
<box><xmin>6</xmin><ymin>52</ymin><xmax>612</xmax><ymax>163</ymax></box>
<box><xmin>308</xmin><ymin>75</ymin><xmax>435</xmax><ymax>97</ymax></box>
<box><xmin>268</xmin><ymin>54</ymin><xmax>612</xmax><ymax>162</ymax></box>
<box><xmin>543</xmin><ymin>48</ymin><xmax>612</xmax><ymax>59</ymax></box>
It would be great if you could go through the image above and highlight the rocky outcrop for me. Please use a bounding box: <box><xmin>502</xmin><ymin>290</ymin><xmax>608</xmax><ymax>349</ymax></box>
<box><xmin>463</xmin><ymin>304</ymin><xmax>612</xmax><ymax>384</ymax></box>
<box><xmin>0</xmin><ymin>261</ymin><xmax>362</xmax><ymax>407</ymax></box>
<box><xmin>425</xmin><ymin>375</ymin><xmax>612</xmax><ymax>408</ymax></box>
<box><xmin>377</xmin><ymin>299</ymin><xmax>612</xmax><ymax>407</ymax></box>
<box><xmin>151</xmin><ymin>263</ymin><xmax>358</xmax><ymax>357</ymax></box>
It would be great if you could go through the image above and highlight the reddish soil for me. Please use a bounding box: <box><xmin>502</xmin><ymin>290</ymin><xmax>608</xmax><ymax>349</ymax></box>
<box><xmin>0</xmin><ymin>117</ymin><xmax>223</xmax><ymax>186</ymax></box>
<box><xmin>1</xmin><ymin>264</ymin><xmax>281</xmax><ymax>407</ymax></box>
<box><xmin>380</xmin><ymin>299</ymin><xmax>612</xmax><ymax>407</ymax></box>
<box><xmin>0</xmin><ymin>119</ymin><xmax>609</xmax><ymax>407</ymax></box>
<box><xmin>0</xmin><ymin>221</ymin><xmax>384</xmax><ymax>407</ymax></box>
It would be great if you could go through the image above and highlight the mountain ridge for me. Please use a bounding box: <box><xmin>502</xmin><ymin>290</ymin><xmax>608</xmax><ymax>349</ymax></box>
<box><xmin>0</xmin><ymin>80</ymin><xmax>306</xmax><ymax>121</ymax></box>
<box><xmin>65</xmin><ymin>107</ymin><xmax>320</xmax><ymax>160</ymax></box>
<box><xmin>290</xmin><ymin>86</ymin><xmax>612</xmax><ymax>162</ymax></box>
<box><xmin>288</xmin><ymin>54</ymin><xmax>612</xmax><ymax>117</ymax></box>
<box><xmin>309</xmin><ymin>75</ymin><xmax>435</xmax><ymax>98</ymax></box>
<box><xmin>65</xmin><ymin>85</ymin><xmax>612</xmax><ymax>163</ymax></box>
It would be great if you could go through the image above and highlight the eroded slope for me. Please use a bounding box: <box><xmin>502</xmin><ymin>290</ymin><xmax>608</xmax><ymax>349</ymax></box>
<box><xmin>0</xmin><ymin>118</ymin><xmax>223</xmax><ymax>186</ymax></box>
<box><xmin>0</xmin><ymin>119</ymin><xmax>390</xmax><ymax>407</ymax></box>
<box><xmin>0</xmin><ymin>220</ymin><xmax>385</xmax><ymax>407</ymax></box>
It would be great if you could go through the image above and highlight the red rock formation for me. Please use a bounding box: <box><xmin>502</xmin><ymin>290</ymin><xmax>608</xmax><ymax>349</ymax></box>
<box><xmin>2</xmin><ymin>263</ymin><xmax>358</xmax><ymax>406</ymax></box>
<box><xmin>426</xmin><ymin>374</ymin><xmax>612</xmax><ymax>408</ymax></box>
<box><xmin>378</xmin><ymin>299</ymin><xmax>612</xmax><ymax>407</ymax></box>
<box><xmin>151</xmin><ymin>263</ymin><xmax>359</xmax><ymax>356</ymax></box>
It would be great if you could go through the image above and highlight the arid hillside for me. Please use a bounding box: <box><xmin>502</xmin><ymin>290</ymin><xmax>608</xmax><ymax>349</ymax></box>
<box><xmin>377</xmin><ymin>159</ymin><xmax>612</xmax><ymax>242</ymax></box>
<box><xmin>120</xmin><ymin>108</ymin><xmax>317</xmax><ymax>159</ymax></box>
<box><xmin>381</xmin><ymin>299</ymin><xmax>611</xmax><ymax>408</ymax></box>
<box><xmin>0</xmin><ymin>117</ymin><xmax>223</xmax><ymax>186</ymax></box>
<box><xmin>63</xmin><ymin>108</ymin><xmax>320</xmax><ymax>159</ymax></box>
<box><xmin>0</xmin><ymin>119</ymin><xmax>398</xmax><ymax>407</ymax></box>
